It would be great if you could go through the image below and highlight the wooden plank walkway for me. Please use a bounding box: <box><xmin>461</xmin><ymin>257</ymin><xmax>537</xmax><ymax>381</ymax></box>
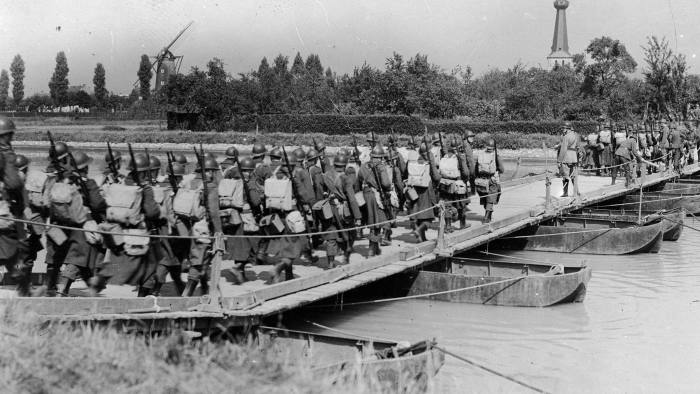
<box><xmin>2</xmin><ymin>165</ymin><xmax>697</xmax><ymax>324</ymax></box>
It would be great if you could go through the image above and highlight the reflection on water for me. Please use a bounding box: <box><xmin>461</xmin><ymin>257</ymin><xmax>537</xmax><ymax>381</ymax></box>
<box><xmin>298</xmin><ymin>217</ymin><xmax>700</xmax><ymax>393</ymax></box>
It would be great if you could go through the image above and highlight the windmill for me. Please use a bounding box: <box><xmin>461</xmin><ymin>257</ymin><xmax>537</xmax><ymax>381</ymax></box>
<box><xmin>135</xmin><ymin>21</ymin><xmax>193</xmax><ymax>93</ymax></box>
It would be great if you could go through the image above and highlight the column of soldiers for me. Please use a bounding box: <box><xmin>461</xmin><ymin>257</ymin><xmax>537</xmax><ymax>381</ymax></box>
<box><xmin>0</xmin><ymin>116</ymin><xmax>506</xmax><ymax>297</ymax></box>
<box><xmin>579</xmin><ymin>119</ymin><xmax>698</xmax><ymax>186</ymax></box>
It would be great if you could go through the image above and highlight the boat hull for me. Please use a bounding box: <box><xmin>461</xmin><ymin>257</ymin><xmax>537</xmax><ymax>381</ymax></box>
<box><xmin>623</xmin><ymin>192</ymin><xmax>700</xmax><ymax>215</ymax></box>
<box><xmin>406</xmin><ymin>266</ymin><xmax>592</xmax><ymax>307</ymax></box>
<box><xmin>569</xmin><ymin>209</ymin><xmax>685</xmax><ymax>241</ymax></box>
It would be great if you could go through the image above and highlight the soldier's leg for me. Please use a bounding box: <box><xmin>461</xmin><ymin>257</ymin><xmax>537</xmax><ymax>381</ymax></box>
<box><xmin>183</xmin><ymin>242</ymin><xmax>208</xmax><ymax>296</ymax></box>
<box><xmin>272</xmin><ymin>257</ymin><xmax>293</xmax><ymax>283</ymax></box>
<box><xmin>325</xmin><ymin>238</ymin><xmax>341</xmax><ymax>268</ymax></box>
<box><xmin>59</xmin><ymin>264</ymin><xmax>82</xmax><ymax>296</ymax></box>
<box><xmin>152</xmin><ymin>264</ymin><xmax>169</xmax><ymax>296</ymax></box>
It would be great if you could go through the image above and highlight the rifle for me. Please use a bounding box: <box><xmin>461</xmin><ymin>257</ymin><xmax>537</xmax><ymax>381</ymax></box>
<box><xmin>438</xmin><ymin>132</ymin><xmax>445</xmax><ymax>157</ymax></box>
<box><xmin>127</xmin><ymin>143</ymin><xmax>141</xmax><ymax>186</ymax></box>
<box><xmin>66</xmin><ymin>151</ymin><xmax>95</xmax><ymax>220</ymax></box>
<box><xmin>144</xmin><ymin>148</ymin><xmax>154</xmax><ymax>185</ymax></box>
<box><xmin>194</xmin><ymin>145</ymin><xmax>211</xmax><ymax>224</ymax></box>
<box><xmin>370</xmin><ymin>160</ymin><xmax>394</xmax><ymax>220</ymax></box>
<box><xmin>47</xmin><ymin>131</ymin><xmax>62</xmax><ymax>174</ymax></box>
<box><xmin>282</xmin><ymin>146</ymin><xmax>314</xmax><ymax>247</ymax></box>
<box><xmin>389</xmin><ymin>128</ymin><xmax>397</xmax><ymax>149</ymax></box>
<box><xmin>106</xmin><ymin>141</ymin><xmax>120</xmax><ymax>181</ymax></box>
<box><xmin>166</xmin><ymin>151</ymin><xmax>179</xmax><ymax>193</ymax></box>
<box><xmin>313</xmin><ymin>137</ymin><xmax>327</xmax><ymax>173</ymax></box>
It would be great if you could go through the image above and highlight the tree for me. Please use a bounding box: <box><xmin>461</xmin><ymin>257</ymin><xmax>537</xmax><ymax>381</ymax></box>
<box><xmin>0</xmin><ymin>70</ymin><xmax>8</xmax><ymax>110</ymax></box>
<box><xmin>49</xmin><ymin>51</ymin><xmax>70</xmax><ymax>108</ymax></box>
<box><xmin>137</xmin><ymin>54</ymin><xmax>152</xmax><ymax>100</ymax></box>
<box><xmin>255</xmin><ymin>57</ymin><xmax>274</xmax><ymax>113</ymax></box>
<box><xmin>23</xmin><ymin>93</ymin><xmax>52</xmax><ymax>112</ymax></box>
<box><xmin>93</xmin><ymin>63</ymin><xmax>107</xmax><ymax>107</ymax></box>
<box><xmin>581</xmin><ymin>36</ymin><xmax>637</xmax><ymax>98</ymax></box>
<box><xmin>10</xmin><ymin>54</ymin><xmax>25</xmax><ymax>107</ymax></box>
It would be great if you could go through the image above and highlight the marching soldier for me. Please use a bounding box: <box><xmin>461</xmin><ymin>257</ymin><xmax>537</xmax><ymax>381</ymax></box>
<box><xmin>461</xmin><ymin>130</ymin><xmax>477</xmax><ymax>194</ymax></box>
<box><xmin>102</xmin><ymin>150</ymin><xmax>124</xmax><ymax>186</ymax></box>
<box><xmin>475</xmin><ymin>139</ymin><xmax>504</xmax><ymax>224</ymax></box>
<box><xmin>221</xmin><ymin>146</ymin><xmax>239</xmax><ymax>176</ymax></box>
<box><xmin>669</xmin><ymin>124</ymin><xmax>683</xmax><ymax>172</ymax></box>
<box><xmin>357</xmin><ymin>145</ymin><xmax>393</xmax><ymax>255</ymax></box>
<box><xmin>555</xmin><ymin>122</ymin><xmax>579</xmax><ymax>197</ymax></box>
<box><xmin>598</xmin><ymin>122</ymin><xmax>613</xmax><ymax>174</ymax></box>
<box><xmin>613</xmin><ymin>135</ymin><xmax>658</xmax><ymax>187</ymax></box>
<box><xmin>292</xmin><ymin>148</ymin><xmax>318</xmax><ymax>262</ymax></box>
<box><xmin>182</xmin><ymin>155</ymin><xmax>222</xmax><ymax>296</ymax></box>
<box><xmin>408</xmin><ymin>143</ymin><xmax>440</xmax><ymax>242</ymax></box>
<box><xmin>167</xmin><ymin>161</ymin><xmax>192</xmax><ymax>274</ymax></box>
<box><xmin>0</xmin><ymin>117</ymin><xmax>31</xmax><ymax>296</ymax></box>
<box><xmin>585</xmin><ymin>127</ymin><xmax>601</xmax><ymax>175</ymax></box>
<box><xmin>306</xmin><ymin>148</ymin><xmax>325</xmax><ymax>203</ymax></box>
<box><xmin>440</xmin><ymin>138</ymin><xmax>471</xmax><ymax>230</ymax></box>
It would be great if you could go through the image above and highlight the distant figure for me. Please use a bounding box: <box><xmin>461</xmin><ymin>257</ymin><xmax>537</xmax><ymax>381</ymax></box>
<box><xmin>554</xmin><ymin>122</ymin><xmax>579</xmax><ymax>197</ymax></box>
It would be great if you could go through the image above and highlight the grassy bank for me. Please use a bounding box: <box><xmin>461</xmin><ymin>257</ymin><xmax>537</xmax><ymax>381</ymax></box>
<box><xmin>0</xmin><ymin>310</ymin><xmax>403</xmax><ymax>393</ymax></box>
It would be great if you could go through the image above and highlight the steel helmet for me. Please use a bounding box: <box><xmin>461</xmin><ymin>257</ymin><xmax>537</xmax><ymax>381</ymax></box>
<box><xmin>149</xmin><ymin>155</ymin><xmax>161</xmax><ymax>171</ymax></box>
<box><xmin>337</xmin><ymin>147</ymin><xmax>350</xmax><ymax>157</ymax></box>
<box><xmin>225</xmin><ymin>146</ymin><xmax>239</xmax><ymax>159</ymax></box>
<box><xmin>432</xmin><ymin>132</ymin><xmax>441</xmax><ymax>145</ymax></box>
<box><xmin>104</xmin><ymin>150</ymin><xmax>122</xmax><ymax>164</ymax></box>
<box><xmin>306</xmin><ymin>148</ymin><xmax>320</xmax><ymax>161</ymax></box>
<box><xmin>129</xmin><ymin>154</ymin><xmax>150</xmax><ymax>172</ymax></box>
<box><xmin>196</xmin><ymin>157</ymin><xmax>219</xmax><ymax>172</ymax></box>
<box><xmin>293</xmin><ymin>148</ymin><xmax>306</xmax><ymax>163</ymax></box>
<box><xmin>239</xmin><ymin>156</ymin><xmax>255</xmax><ymax>171</ymax></box>
<box><xmin>14</xmin><ymin>154</ymin><xmax>29</xmax><ymax>171</ymax></box>
<box><xmin>0</xmin><ymin>116</ymin><xmax>16</xmax><ymax>135</ymax></box>
<box><xmin>371</xmin><ymin>145</ymin><xmax>386</xmax><ymax>158</ymax></box>
<box><xmin>175</xmin><ymin>153</ymin><xmax>188</xmax><ymax>164</ymax></box>
<box><xmin>205</xmin><ymin>152</ymin><xmax>217</xmax><ymax>160</ymax></box>
<box><xmin>72</xmin><ymin>151</ymin><xmax>92</xmax><ymax>170</ymax></box>
<box><xmin>333</xmin><ymin>155</ymin><xmax>348</xmax><ymax>168</ymax></box>
<box><xmin>485</xmin><ymin>139</ymin><xmax>496</xmax><ymax>148</ymax></box>
<box><xmin>269</xmin><ymin>147</ymin><xmax>282</xmax><ymax>161</ymax></box>
<box><xmin>53</xmin><ymin>141</ymin><xmax>69</xmax><ymax>160</ymax></box>
<box><xmin>171</xmin><ymin>162</ymin><xmax>185</xmax><ymax>176</ymax></box>
<box><xmin>465</xmin><ymin>130</ymin><xmax>475</xmax><ymax>138</ymax></box>
<box><xmin>313</xmin><ymin>138</ymin><xmax>326</xmax><ymax>153</ymax></box>
<box><xmin>252</xmin><ymin>143</ymin><xmax>267</xmax><ymax>158</ymax></box>
<box><xmin>365</xmin><ymin>132</ymin><xmax>376</xmax><ymax>143</ymax></box>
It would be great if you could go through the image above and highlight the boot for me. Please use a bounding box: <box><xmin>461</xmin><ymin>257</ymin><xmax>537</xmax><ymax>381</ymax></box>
<box><xmin>199</xmin><ymin>278</ymin><xmax>209</xmax><ymax>295</ymax></box>
<box><xmin>87</xmin><ymin>275</ymin><xmax>107</xmax><ymax>297</ymax></box>
<box><xmin>137</xmin><ymin>286</ymin><xmax>151</xmax><ymax>297</ymax></box>
<box><xmin>482</xmin><ymin>210</ymin><xmax>493</xmax><ymax>224</ymax></box>
<box><xmin>151</xmin><ymin>282</ymin><xmax>163</xmax><ymax>297</ymax></box>
<box><xmin>58</xmin><ymin>279</ymin><xmax>73</xmax><ymax>297</ymax></box>
<box><xmin>368</xmin><ymin>242</ymin><xmax>377</xmax><ymax>257</ymax></box>
<box><xmin>182</xmin><ymin>279</ymin><xmax>198</xmax><ymax>297</ymax></box>
<box><xmin>284</xmin><ymin>263</ymin><xmax>294</xmax><ymax>281</ymax></box>
<box><xmin>272</xmin><ymin>262</ymin><xmax>289</xmax><ymax>283</ymax></box>
<box><xmin>342</xmin><ymin>251</ymin><xmax>352</xmax><ymax>265</ymax></box>
<box><xmin>380</xmin><ymin>230</ymin><xmax>392</xmax><ymax>246</ymax></box>
<box><xmin>231</xmin><ymin>264</ymin><xmax>246</xmax><ymax>284</ymax></box>
<box><xmin>561</xmin><ymin>181</ymin><xmax>569</xmax><ymax>197</ymax></box>
<box><xmin>445</xmin><ymin>219</ymin><xmax>454</xmax><ymax>233</ymax></box>
<box><xmin>373</xmin><ymin>242</ymin><xmax>382</xmax><ymax>256</ymax></box>
<box><xmin>411</xmin><ymin>223</ymin><xmax>428</xmax><ymax>242</ymax></box>
<box><xmin>327</xmin><ymin>255</ymin><xmax>337</xmax><ymax>269</ymax></box>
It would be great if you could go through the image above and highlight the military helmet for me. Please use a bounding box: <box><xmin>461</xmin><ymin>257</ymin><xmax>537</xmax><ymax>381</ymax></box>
<box><xmin>53</xmin><ymin>141</ymin><xmax>70</xmax><ymax>160</ymax></box>
<box><xmin>225</xmin><ymin>146</ymin><xmax>239</xmax><ymax>159</ymax></box>
<box><xmin>0</xmin><ymin>116</ymin><xmax>16</xmax><ymax>135</ymax></box>
<box><xmin>313</xmin><ymin>138</ymin><xmax>326</xmax><ymax>152</ymax></box>
<box><xmin>252</xmin><ymin>143</ymin><xmax>267</xmax><ymax>158</ymax></box>
<box><xmin>149</xmin><ymin>155</ymin><xmax>161</xmax><ymax>171</ymax></box>
<box><xmin>171</xmin><ymin>162</ymin><xmax>185</xmax><ymax>176</ymax></box>
<box><xmin>239</xmin><ymin>156</ymin><xmax>255</xmax><ymax>171</ymax></box>
<box><xmin>337</xmin><ymin>147</ymin><xmax>350</xmax><ymax>157</ymax></box>
<box><xmin>269</xmin><ymin>147</ymin><xmax>282</xmax><ymax>160</ymax></box>
<box><xmin>129</xmin><ymin>154</ymin><xmax>150</xmax><ymax>172</ymax></box>
<box><xmin>14</xmin><ymin>154</ymin><xmax>29</xmax><ymax>171</ymax></box>
<box><xmin>366</xmin><ymin>132</ymin><xmax>376</xmax><ymax>143</ymax></box>
<box><xmin>174</xmin><ymin>153</ymin><xmax>187</xmax><ymax>165</ymax></box>
<box><xmin>451</xmin><ymin>137</ymin><xmax>461</xmax><ymax>148</ymax></box>
<box><xmin>72</xmin><ymin>151</ymin><xmax>92</xmax><ymax>170</ymax></box>
<box><xmin>432</xmin><ymin>132</ymin><xmax>441</xmax><ymax>145</ymax></box>
<box><xmin>333</xmin><ymin>154</ymin><xmax>348</xmax><ymax>168</ymax></box>
<box><xmin>465</xmin><ymin>129</ymin><xmax>476</xmax><ymax>138</ymax></box>
<box><xmin>371</xmin><ymin>145</ymin><xmax>386</xmax><ymax>158</ymax></box>
<box><xmin>387</xmin><ymin>148</ymin><xmax>399</xmax><ymax>161</ymax></box>
<box><xmin>306</xmin><ymin>148</ymin><xmax>320</xmax><ymax>161</ymax></box>
<box><xmin>104</xmin><ymin>150</ymin><xmax>122</xmax><ymax>164</ymax></box>
<box><xmin>205</xmin><ymin>152</ymin><xmax>217</xmax><ymax>160</ymax></box>
<box><xmin>485</xmin><ymin>139</ymin><xmax>496</xmax><ymax>148</ymax></box>
<box><xmin>293</xmin><ymin>148</ymin><xmax>306</xmax><ymax>163</ymax></box>
<box><xmin>195</xmin><ymin>157</ymin><xmax>219</xmax><ymax>172</ymax></box>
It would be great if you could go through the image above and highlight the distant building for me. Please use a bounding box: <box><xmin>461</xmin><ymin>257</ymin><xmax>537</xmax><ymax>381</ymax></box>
<box><xmin>547</xmin><ymin>0</ymin><xmax>574</xmax><ymax>69</ymax></box>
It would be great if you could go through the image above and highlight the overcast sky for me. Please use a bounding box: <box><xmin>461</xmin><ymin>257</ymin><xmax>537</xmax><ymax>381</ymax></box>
<box><xmin>1</xmin><ymin>0</ymin><xmax>698</xmax><ymax>96</ymax></box>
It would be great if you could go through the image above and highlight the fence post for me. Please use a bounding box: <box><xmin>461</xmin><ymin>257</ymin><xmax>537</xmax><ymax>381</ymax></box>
<box><xmin>437</xmin><ymin>201</ymin><xmax>446</xmax><ymax>251</ymax></box>
<box><xmin>545</xmin><ymin>171</ymin><xmax>552</xmax><ymax>210</ymax></box>
<box><xmin>573</xmin><ymin>165</ymin><xmax>580</xmax><ymax>202</ymax></box>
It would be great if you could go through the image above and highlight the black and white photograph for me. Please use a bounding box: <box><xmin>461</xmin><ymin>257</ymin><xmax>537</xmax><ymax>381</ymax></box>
<box><xmin>1</xmin><ymin>1</ymin><xmax>699</xmax><ymax>392</ymax></box>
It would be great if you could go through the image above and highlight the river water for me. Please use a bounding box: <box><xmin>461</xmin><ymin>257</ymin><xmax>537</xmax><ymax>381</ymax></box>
<box><xmin>297</xmin><ymin>218</ymin><xmax>700</xmax><ymax>393</ymax></box>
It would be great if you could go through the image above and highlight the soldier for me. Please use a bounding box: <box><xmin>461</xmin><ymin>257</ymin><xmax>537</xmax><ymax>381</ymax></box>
<box><xmin>356</xmin><ymin>145</ymin><xmax>392</xmax><ymax>255</ymax></box>
<box><xmin>166</xmin><ymin>161</ymin><xmax>192</xmax><ymax>272</ymax></box>
<box><xmin>0</xmin><ymin>117</ymin><xmax>31</xmax><ymax>296</ymax></box>
<box><xmin>323</xmin><ymin>154</ymin><xmax>362</xmax><ymax>266</ymax></box>
<box><xmin>475</xmin><ymin>139</ymin><xmax>504</xmax><ymax>224</ymax></box>
<box><xmin>221</xmin><ymin>146</ymin><xmax>239</xmax><ymax>176</ymax></box>
<box><xmin>291</xmin><ymin>148</ymin><xmax>318</xmax><ymax>262</ymax></box>
<box><xmin>92</xmin><ymin>154</ymin><xmax>162</xmax><ymax>297</ymax></box>
<box><xmin>306</xmin><ymin>148</ymin><xmax>325</xmax><ymax>203</ymax></box>
<box><xmin>598</xmin><ymin>123</ymin><xmax>613</xmax><ymax>175</ymax></box>
<box><xmin>440</xmin><ymin>138</ymin><xmax>471</xmax><ymax>230</ymax></box>
<box><xmin>269</xmin><ymin>146</ymin><xmax>283</xmax><ymax>168</ymax></box>
<box><xmin>613</xmin><ymin>135</ymin><xmax>658</xmax><ymax>187</ymax></box>
<box><xmin>182</xmin><ymin>155</ymin><xmax>222</xmax><ymax>296</ymax></box>
<box><xmin>555</xmin><ymin>122</ymin><xmax>580</xmax><ymax>197</ymax></box>
<box><xmin>53</xmin><ymin>152</ymin><xmax>107</xmax><ymax>296</ymax></box>
<box><xmin>585</xmin><ymin>127</ymin><xmax>601</xmax><ymax>175</ymax></box>
<box><xmin>266</xmin><ymin>148</ymin><xmax>309</xmax><ymax>282</ymax></box>
<box><xmin>313</xmin><ymin>138</ymin><xmax>331</xmax><ymax>172</ymax></box>
<box><xmin>386</xmin><ymin>146</ymin><xmax>406</xmax><ymax>219</ymax></box>
<box><xmin>226</xmin><ymin>157</ymin><xmax>263</xmax><ymax>283</ymax></box>
<box><xmin>669</xmin><ymin>124</ymin><xmax>684</xmax><ymax>172</ymax></box>
<box><xmin>14</xmin><ymin>154</ymin><xmax>29</xmax><ymax>178</ymax></box>
<box><xmin>407</xmin><ymin>143</ymin><xmax>440</xmax><ymax>242</ymax></box>
<box><xmin>102</xmin><ymin>149</ymin><xmax>124</xmax><ymax>186</ymax></box>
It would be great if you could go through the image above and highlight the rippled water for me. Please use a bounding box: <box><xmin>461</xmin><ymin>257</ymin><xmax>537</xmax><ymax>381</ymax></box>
<box><xmin>297</xmin><ymin>217</ymin><xmax>700</xmax><ymax>393</ymax></box>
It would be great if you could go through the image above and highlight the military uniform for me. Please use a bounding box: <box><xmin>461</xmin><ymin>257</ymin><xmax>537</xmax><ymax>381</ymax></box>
<box><xmin>556</xmin><ymin>128</ymin><xmax>580</xmax><ymax>197</ymax></box>
<box><xmin>613</xmin><ymin>138</ymin><xmax>643</xmax><ymax>187</ymax></box>
<box><xmin>357</xmin><ymin>158</ymin><xmax>392</xmax><ymax>255</ymax></box>
<box><xmin>320</xmin><ymin>163</ymin><xmax>361</xmax><ymax>266</ymax></box>
<box><xmin>475</xmin><ymin>145</ymin><xmax>505</xmax><ymax>223</ymax></box>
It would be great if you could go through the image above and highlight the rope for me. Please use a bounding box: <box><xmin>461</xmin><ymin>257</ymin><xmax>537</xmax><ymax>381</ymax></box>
<box><xmin>499</xmin><ymin>227</ymin><xmax>612</xmax><ymax>239</ymax></box>
<box><xmin>661</xmin><ymin>216</ymin><xmax>700</xmax><ymax>233</ymax></box>
<box><xmin>476</xmin><ymin>250</ymin><xmax>546</xmax><ymax>265</ymax></box>
<box><xmin>309</xmin><ymin>275</ymin><xmax>529</xmax><ymax>308</ymax></box>
<box><xmin>578</xmin><ymin>151</ymin><xmax>671</xmax><ymax>172</ymax></box>
<box><xmin>301</xmin><ymin>318</ymin><xmax>550</xmax><ymax>393</ymax></box>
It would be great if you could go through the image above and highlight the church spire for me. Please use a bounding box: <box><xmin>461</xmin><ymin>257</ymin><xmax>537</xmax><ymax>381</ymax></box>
<box><xmin>547</xmin><ymin>0</ymin><xmax>573</xmax><ymax>69</ymax></box>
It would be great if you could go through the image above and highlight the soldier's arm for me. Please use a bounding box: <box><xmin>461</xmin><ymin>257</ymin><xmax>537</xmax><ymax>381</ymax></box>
<box><xmin>246</xmin><ymin>180</ymin><xmax>263</xmax><ymax>209</ymax></box>
<box><xmin>1</xmin><ymin>151</ymin><xmax>21</xmax><ymax>192</ymax></box>
<box><xmin>85</xmin><ymin>179</ymin><xmax>108</xmax><ymax>217</ymax></box>
<box><xmin>343</xmin><ymin>176</ymin><xmax>362</xmax><ymax>220</ymax></box>
<box><xmin>141</xmin><ymin>185</ymin><xmax>161</xmax><ymax>220</ymax></box>
<box><xmin>429</xmin><ymin>158</ymin><xmax>441</xmax><ymax>183</ymax></box>
<box><xmin>458</xmin><ymin>154</ymin><xmax>470</xmax><ymax>180</ymax></box>
<box><xmin>496</xmin><ymin>154</ymin><xmax>506</xmax><ymax>174</ymax></box>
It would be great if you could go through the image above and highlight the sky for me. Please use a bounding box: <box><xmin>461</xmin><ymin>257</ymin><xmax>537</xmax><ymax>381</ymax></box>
<box><xmin>1</xmin><ymin>0</ymin><xmax>698</xmax><ymax>96</ymax></box>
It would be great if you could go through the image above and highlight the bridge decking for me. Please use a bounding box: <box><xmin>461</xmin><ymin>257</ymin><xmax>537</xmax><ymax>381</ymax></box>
<box><xmin>2</xmin><ymin>165</ymin><xmax>697</xmax><ymax>326</ymax></box>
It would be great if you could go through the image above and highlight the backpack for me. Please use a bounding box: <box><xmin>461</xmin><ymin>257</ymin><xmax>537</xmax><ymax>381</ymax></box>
<box><xmin>477</xmin><ymin>151</ymin><xmax>497</xmax><ymax>176</ymax></box>
<box><xmin>599</xmin><ymin>130</ymin><xmax>612</xmax><ymax>144</ymax></box>
<box><xmin>218</xmin><ymin>178</ymin><xmax>245</xmax><ymax>209</ymax></box>
<box><xmin>406</xmin><ymin>162</ymin><xmax>431</xmax><ymax>187</ymax></box>
<box><xmin>49</xmin><ymin>182</ymin><xmax>89</xmax><ymax>225</ymax></box>
<box><xmin>25</xmin><ymin>170</ymin><xmax>52</xmax><ymax>209</ymax></box>
<box><xmin>265</xmin><ymin>168</ymin><xmax>294</xmax><ymax>211</ymax></box>
<box><xmin>587</xmin><ymin>134</ymin><xmax>598</xmax><ymax>147</ymax></box>
<box><xmin>123</xmin><ymin>228</ymin><xmax>150</xmax><ymax>256</ymax></box>
<box><xmin>285</xmin><ymin>210</ymin><xmax>306</xmax><ymax>234</ymax></box>
<box><xmin>104</xmin><ymin>183</ymin><xmax>144</xmax><ymax>226</ymax></box>
<box><xmin>173</xmin><ymin>188</ymin><xmax>205</xmax><ymax>221</ymax></box>
<box><xmin>439</xmin><ymin>156</ymin><xmax>460</xmax><ymax>179</ymax></box>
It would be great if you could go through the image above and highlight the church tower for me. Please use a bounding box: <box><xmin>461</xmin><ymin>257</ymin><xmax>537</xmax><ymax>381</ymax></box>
<box><xmin>547</xmin><ymin>0</ymin><xmax>573</xmax><ymax>69</ymax></box>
